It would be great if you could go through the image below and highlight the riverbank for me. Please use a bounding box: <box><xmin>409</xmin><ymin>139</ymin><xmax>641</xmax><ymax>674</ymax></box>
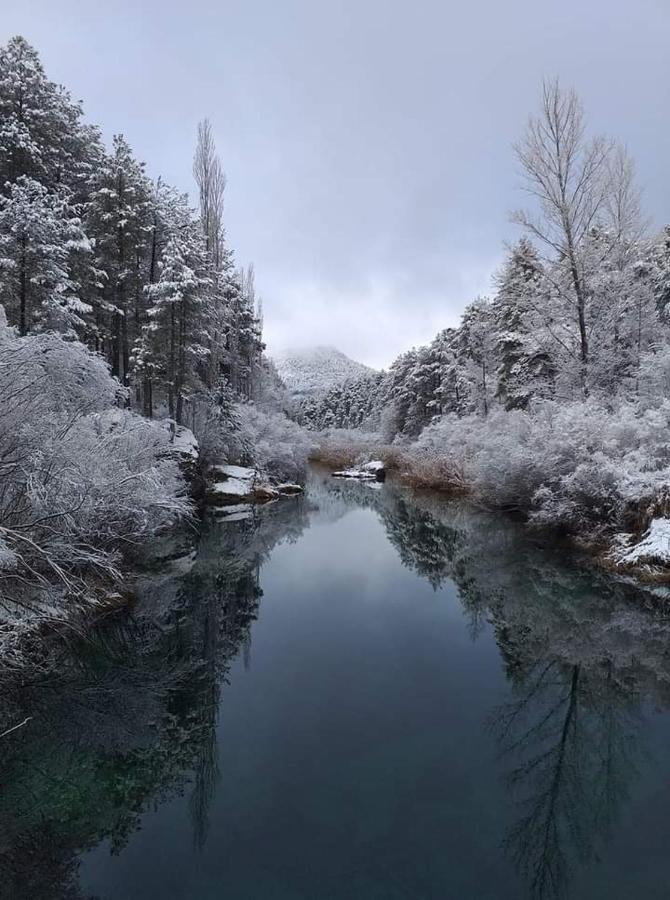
<box><xmin>310</xmin><ymin>427</ymin><xmax>670</xmax><ymax>585</ymax></box>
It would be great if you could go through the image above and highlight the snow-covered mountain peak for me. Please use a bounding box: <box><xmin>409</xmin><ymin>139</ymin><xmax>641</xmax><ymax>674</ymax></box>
<box><xmin>271</xmin><ymin>345</ymin><xmax>374</xmax><ymax>397</ymax></box>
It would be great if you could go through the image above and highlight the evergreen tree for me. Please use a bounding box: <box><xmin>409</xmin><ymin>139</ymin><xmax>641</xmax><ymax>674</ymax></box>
<box><xmin>141</xmin><ymin>206</ymin><xmax>210</xmax><ymax>422</ymax></box>
<box><xmin>86</xmin><ymin>135</ymin><xmax>152</xmax><ymax>384</ymax></box>
<box><xmin>494</xmin><ymin>239</ymin><xmax>554</xmax><ymax>410</ymax></box>
<box><xmin>0</xmin><ymin>35</ymin><xmax>101</xmax><ymax>194</ymax></box>
<box><xmin>0</xmin><ymin>176</ymin><xmax>91</xmax><ymax>334</ymax></box>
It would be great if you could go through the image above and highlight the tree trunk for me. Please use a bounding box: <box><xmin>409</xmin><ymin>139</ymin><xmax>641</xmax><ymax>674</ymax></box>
<box><xmin>565</xmin><ymin>229</ymin><xmax>589</xmax><ymax>396</ymax></box>
<box><xmin>168</xmin><ymin>304</ymin><xmax>176</xmax><ymax>418</ymax></box>
<box><xmin>176</xmin><ymin>300</ymin><xmax>186</xmax><ymax>424</ymax></box>
<box><xmin>19</xmin><ymin>232</ymin><xmax>27</xmax><ymax>335</ymax></box>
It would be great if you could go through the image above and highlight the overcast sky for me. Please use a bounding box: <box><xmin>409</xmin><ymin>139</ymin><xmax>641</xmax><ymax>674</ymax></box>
<box><xmin>3</xmin><ymin>1</ymin><xmax>669</xmax><ymax>367</ymax></box>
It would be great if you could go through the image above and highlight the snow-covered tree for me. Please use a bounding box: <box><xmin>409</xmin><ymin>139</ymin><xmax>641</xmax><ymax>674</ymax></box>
<box><xmin>0</xmin><ymin>176</ymin><xmax>91</xmax><ymax>334</ymax></box>
<box><xmin>494</xmin><ymin>240</ymin><xmax>555</xmax><ymax>410</ymax></box>
<box><xmin>141</xmin><ymin>201</ymin><xmax>210</xmax><ymax>423</ymax></box>
<box><xmin>0</xmin><ymin>35</ymin><xmax>101</xmax><ymax>194</ymax></box>
<box><xmin>86</xmin><ymin>135</ymin><xmax>152</xmax><ymax>384</ymax></box>
<box><xmin>0</xmin><ymin>308</ymin><xmax>190</xmax><ymax>620</ymax></box>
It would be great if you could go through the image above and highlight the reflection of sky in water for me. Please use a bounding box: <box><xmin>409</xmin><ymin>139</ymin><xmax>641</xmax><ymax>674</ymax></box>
<box><xmin>5</xmin><ymin>470</ymin><xmax>670</xmax><ymax>900</ymax></box>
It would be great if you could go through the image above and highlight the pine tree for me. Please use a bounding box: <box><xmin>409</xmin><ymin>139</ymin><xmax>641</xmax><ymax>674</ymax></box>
<box><xmin>457</xmin><ymin>298</ymin><xmax>497</xmax><ymax>416</ymax></box>
<box><xmin>494</xmin><ymin>239</ymin><xmax>554</xmax><ymax>410</ymax></box>
<box><xmin>142</xmin><ymin>210</ymin><xmax>210</xmax><ymax>422</ymax></box>
<box><xmin>0</xmin><ymin>35</ymin><xmax>101</xmax><ymax>194</ymax></box>
<box><xmin>0</xmin><ymin>176</ymin><xmax>91</xmax><ymax>334</ymax></box>
<box><xmin>86</xmin><ymin>135</ymin><xmax>152</xmax><ymax>384</ymax></box>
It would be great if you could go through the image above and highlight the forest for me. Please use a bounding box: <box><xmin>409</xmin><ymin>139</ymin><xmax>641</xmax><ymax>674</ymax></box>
<box><xmin>305</xmin><ymin>82</ymin><xmax>670</xmax><ymax>572</ymax></box>
<box><xmin>0</xmin><ymin>35</ymin><xmax>310</xmax><ymax>666</ymax></box>
<box><xmin>2</xmin><ymin>31</ymin><xmax>670</xmax><ymax>673</ymax></box>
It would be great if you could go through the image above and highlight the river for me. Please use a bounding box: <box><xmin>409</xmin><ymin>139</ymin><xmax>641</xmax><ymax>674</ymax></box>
<box><xmin>1</xmin><ymin>467</ymin><xmax>670</xmax><ymax>899</ymax></box>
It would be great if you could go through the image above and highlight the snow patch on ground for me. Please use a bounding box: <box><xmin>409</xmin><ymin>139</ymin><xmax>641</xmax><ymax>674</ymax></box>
<box><xmin>276</xmin><ymin>483</ymin><xmax>304</xmax><ymax>495</ymax></box>
<box><xmin>162</xmin><ymin>421</ymin><xmax>199</xmax><ymax>460</ymax></box>
<box><xmin>615</xmin><ymin>518</ymin><xmax>670</xmax><ymax>566</ymax></box>
<box><xmin>212</xmin><ymin>464</ymin><xmax>255</xmax><ymax>481</ymax></box>
<box><xmin>361</xmin><ymin>460</ymin><xmax>384</xmax><ymax>473</ymax></box>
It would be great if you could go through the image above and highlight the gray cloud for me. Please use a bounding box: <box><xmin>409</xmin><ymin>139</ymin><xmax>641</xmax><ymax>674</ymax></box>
<box><xmin>3</xmin><ymin>0</ymin><xmax>669</xmax><ymax>367</ymax></box>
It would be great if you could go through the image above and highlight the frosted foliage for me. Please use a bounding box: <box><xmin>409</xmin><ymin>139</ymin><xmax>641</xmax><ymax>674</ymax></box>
<box><xmin>412</xmin><ymin>400</ymin><xmax>670</xmax><ymax>534</ymax></box>
<box><xmin>236</xmin><ymin>404</ymin><xmax>314</xmax><ymax>483</ymax></box>
<box><xmin>0</xmin><ymin>319</ymin><xmax>190</xmax><ymax>621</ymax></box>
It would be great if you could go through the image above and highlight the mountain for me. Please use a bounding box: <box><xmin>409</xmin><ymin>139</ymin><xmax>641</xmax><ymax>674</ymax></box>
<box><xmin>271</xmin><ymin>346</ymin><xmax>375</xmax><ymax>398</ymax></box>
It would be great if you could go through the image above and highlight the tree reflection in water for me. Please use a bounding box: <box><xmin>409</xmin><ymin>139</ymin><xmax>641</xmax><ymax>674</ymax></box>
<box><xmin>316</xmin><ymin>473</ymin><xmax>663</xmax><ymax>900</ymax></box>
<box><xmin>0</xmin><ymin>498</ymin><xmax>308</xmax><ymax>900</ymax></box>
<box><xmin>1</xmin><ymin>472</ymin><xmax>669</xmax><ymax>900</ymax></box>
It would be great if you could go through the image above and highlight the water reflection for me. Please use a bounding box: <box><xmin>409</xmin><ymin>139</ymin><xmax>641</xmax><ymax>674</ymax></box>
<box><xmin>310</xmin><ymin>472</ymin><xmax>670</xmax><ymax>899</ymax></box>
<box><xmin>1</xmin><ymin>471</ymin><xmax>669</xmax><ymax>899</ymax></box>
<box><xmin>0</xmin><ymin>498</ymin><xmax>308</xmax><ymax>900</ymax></box>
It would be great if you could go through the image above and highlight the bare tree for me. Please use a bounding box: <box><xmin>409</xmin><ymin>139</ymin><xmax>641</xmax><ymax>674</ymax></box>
<box><xmin>605</xmin><ymin>143</ymin><xmax>648</xmax><ymax>256</ymax></box>
<box><xmin>193</xmin><ymin>118</ymin><xmax>226</xmax><ymax>270</ymax></box>
<box><xmin>513</xmin><ymin>79</ymin><xmax>613</xmax><ymax>392</ymax></box>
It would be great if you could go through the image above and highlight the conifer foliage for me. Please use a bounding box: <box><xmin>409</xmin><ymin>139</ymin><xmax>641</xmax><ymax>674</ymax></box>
<box><xmin>0</xmin><ymin>35</ymin><xmax>265</xmax><ymax>427</ymax></box>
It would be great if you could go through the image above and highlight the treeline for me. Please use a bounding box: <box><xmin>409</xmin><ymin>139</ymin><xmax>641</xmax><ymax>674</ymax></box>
<box><xmin>302</xmin><ymin>80</ymin><xmax>670</xmax><ymax>439</ymax></box>
<box><xmin>0</xmin><ymin>35</ymin><xmax>264</xmax><ymax>425</ymax></box>
<box><xmin>0</xmin><ymin>36</ymin><xmax>302</xmax><ymax>650</ymax></box>
<box><xmin>309</xmin><ymin>82</ymin><xmax>670</xmax><ymax>554</ymax></box>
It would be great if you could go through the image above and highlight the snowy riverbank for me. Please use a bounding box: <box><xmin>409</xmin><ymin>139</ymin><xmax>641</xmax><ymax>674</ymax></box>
<box><xmin>312</xmin><ymin>418</ymin><xmax>670</xmax><ymax>585</ymax></box>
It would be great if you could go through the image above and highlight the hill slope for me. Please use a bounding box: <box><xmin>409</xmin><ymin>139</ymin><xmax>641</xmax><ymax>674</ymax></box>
<box><xmin>272</xmin><ymin>346</ymin><xmax>374</xmax><ymax>398</ymax></box>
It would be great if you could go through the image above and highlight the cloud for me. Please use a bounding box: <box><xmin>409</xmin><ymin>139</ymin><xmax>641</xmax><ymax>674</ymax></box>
<box><xmin>3</xmin><ymin>0</ymin><xmax>668</xmax><ymax>367</ymax></box>
<box><xmin>264</xmin><ymin>254</ymin><xmax>501</xmax><ymax>369</ymax></box>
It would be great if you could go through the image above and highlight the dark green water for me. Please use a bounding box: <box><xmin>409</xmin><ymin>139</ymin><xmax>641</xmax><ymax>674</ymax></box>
<box><xmin>2</xmin><ymin>469</ymin><xmax>670</xmax><ymax>899</ymax></box>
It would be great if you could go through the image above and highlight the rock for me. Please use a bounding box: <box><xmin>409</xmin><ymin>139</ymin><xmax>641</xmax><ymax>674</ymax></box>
<box><xmin>276</xmin><ymin>483</ymin><xmax>304</xmax><ymax>495</ymax></box>
<box><xmin>612</xmin><ymin>518</ymin><xmax>670</xmax><ymax>569</ymax></box>
<box><xmin>206</xmin><ymin>463</ymin><xmax>257</xmax><ymax>505</ymax></box>
<box><xmin>361</xmin><ymin>460</ymin><xmax>386</xmax><ymax>482</ymax></box>
<box><xmin>254</xmin><ymin>484</ymin><xmax>280</xmax><ymax>503</ymax></box>
<box><xmin>206</xmin><ymin>478</ymin><xmax>256</xmax><ymax>505</ymax></box>
<box><xmin>161</xmin><ymin>421</ymin><xmax>199</xmax><ymax>480</ymax></box>
<box><xmin>206</xmin><ymin>463</ymin><xmax>302</xmax><ymax>507</ymax></box>
<box><xmin>210</xmin><ymin>464</ymin><xmax>256</xmax><ymax>482</ymax></box>
<box><xmin>332</xmin><ymin>460</ymin><xmax>386</xmax><ymax>482</ymax></box>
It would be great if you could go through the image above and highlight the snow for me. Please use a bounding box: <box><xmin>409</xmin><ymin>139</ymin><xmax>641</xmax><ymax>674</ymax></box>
<box><xmin>271</xmin><ymin>345</ymin><xmax>375</xmax><ymax>398</ymax></box>
<box><xmin>276</xmin><ymin>483</ymin><xmax>304</xmax><ymax>495</ymax></box>
<box><xmin>361</xmin><ymin>460</ymin><xmax>384</xmax><ymax>473</ymax></box>
<box><xmin>332</xmin><ymin>467</ymin><xmax>379</xmax><ymax>480</ymax></box>
<box><xmin>212</xmin><ymin>464</ymin><xmax>255</xmax><ymax>481</ymax></box>
<box><xmin>616</xmin><ymin>519</ymin><xmax>670</xmax><ymax>566</ymax></box>
<box><xmin>210</xmin><ymin>478</ymin><xmax>254</xmax><ymax>498</ymax></box>
<box><xmin>163</xmin><ymin>421</ymin><xmax>199</xmax><ymax>460</ymax></box>
<box><xmin>333</xmin><ymin>459</ymin><xmax>385</xmax><ymax>481</ymax></box>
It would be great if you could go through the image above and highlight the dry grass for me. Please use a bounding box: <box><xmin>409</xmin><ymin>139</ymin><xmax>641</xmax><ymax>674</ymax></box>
<box><xmin>310</xmin><ymin>433</ymin><xmax>467</xmax><ymax>496</ymax></box>
<box><xmin>394</xmin><ymin>452</ymin><xmax>468</xmax><ymax>495</ymax></box>
<box><xmin>309</xmin><ymin>432</ymin><xmax>390</xmax><ymax>469</ymax></box>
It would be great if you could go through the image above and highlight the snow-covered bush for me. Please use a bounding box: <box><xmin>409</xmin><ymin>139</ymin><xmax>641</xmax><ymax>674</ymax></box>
<box><xmin>235</xmin><ymin>404</ymin><xmax>314</xmax><ymax>483</ymax></box>
<box><xmin>0</xmin><ymin>316</ymin><xmax>191</xmax><ymax>622</ymax></box>
<box><xmin>188</xmin><ymin>384</ymin><xmax>250</xmax><ymax>469</ymax></box>
<box><xmin>408</xmin><ymin>399</ymin><xmax>670</xmax><ymax>537</ymax></box>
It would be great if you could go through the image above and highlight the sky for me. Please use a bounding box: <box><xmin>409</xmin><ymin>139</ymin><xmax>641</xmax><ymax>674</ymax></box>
<box><xmin>2</xmin><ymin>0</ymin><xmax>669</xmax><ymax>368</ymax></box>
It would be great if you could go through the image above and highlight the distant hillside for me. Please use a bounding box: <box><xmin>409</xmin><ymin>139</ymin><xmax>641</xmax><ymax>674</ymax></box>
<box><xmin>272</xmin><ymin>346</ymin><xmax>375</xmax><ymax>397</ymax></box>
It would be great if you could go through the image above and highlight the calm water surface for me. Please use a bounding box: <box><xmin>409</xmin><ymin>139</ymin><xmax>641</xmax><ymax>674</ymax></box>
<box><xmin>2</xmin><ymin>469</ymin><xmax>670</xmax><ymax>899</ymax></box>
